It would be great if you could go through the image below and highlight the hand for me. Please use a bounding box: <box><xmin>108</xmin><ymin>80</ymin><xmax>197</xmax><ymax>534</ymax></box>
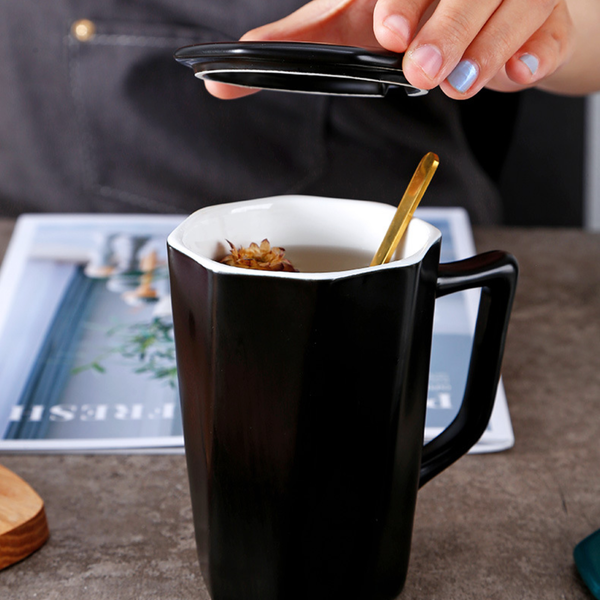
<box><xmin>374</xmin><ymin>0</ymin><xmax>575</xmax><ymax>98</ymax></box>
<box><xmin>205</xmin><ymin>0</ymin><xmax>577</xmax><ymax>100</ymax></box>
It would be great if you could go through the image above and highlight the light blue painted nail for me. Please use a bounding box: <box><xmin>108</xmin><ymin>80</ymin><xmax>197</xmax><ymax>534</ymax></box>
<box><xmin>520</xmin><ymin>53</ymin><xmax>539</xmax><ymax>75</ymax></box>
<box><xmin>447</xmin><ymin>60</ymin><xmax>478</xmax><ymax>93</ymax></box>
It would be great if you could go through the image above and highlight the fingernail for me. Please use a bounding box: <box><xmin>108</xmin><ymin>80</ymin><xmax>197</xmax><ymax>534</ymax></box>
<box><xmin>447</xmin><ymin>59</ymin><xmax>478</xmax><ymax>93</ymax></box>
<box><xmin>519</xmin><ymin>53</ymin><xmax>539</xmax><ymax>75</ymax></box>
<box><xmin>408</xmin><ymin>45</ymin><xmax>443</xmax><ymax>81</ymax></box>
<box><xmin>383</xmin><ymin>14</ymin><xmax>411</xmax><ymax>46</ymax></box>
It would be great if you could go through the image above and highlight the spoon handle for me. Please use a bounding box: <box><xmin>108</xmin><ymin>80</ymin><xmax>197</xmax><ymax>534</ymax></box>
<box><xmin>370</xmin><ymin>152</ymin><xmax>439</xmax><ymax>266</ymax></box>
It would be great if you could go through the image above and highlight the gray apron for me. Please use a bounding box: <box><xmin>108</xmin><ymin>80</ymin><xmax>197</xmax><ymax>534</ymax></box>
<box><xmin>0</xmin><ymin>0</ymin><xmax>502</xmax><ymax>223</ymax></box>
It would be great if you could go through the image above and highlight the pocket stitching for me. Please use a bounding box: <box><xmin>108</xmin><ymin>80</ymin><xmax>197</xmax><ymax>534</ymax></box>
<box><xmin>83</xmin><ymin>33</ymin><xmax>200</xmax><ymax>48</ymax></box>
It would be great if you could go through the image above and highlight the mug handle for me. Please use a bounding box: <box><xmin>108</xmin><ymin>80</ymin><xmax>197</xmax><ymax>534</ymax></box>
<box><xmin>419</xmin><ymin>250</ymin><xmax>518</xmax><ymax>487</ymax></box>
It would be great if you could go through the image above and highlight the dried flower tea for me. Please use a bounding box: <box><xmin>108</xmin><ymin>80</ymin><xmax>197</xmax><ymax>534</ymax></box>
<box><xmin>220</xmin><ymin>239</ymin><xmax>298</xmax><ymax>272</ymax></box>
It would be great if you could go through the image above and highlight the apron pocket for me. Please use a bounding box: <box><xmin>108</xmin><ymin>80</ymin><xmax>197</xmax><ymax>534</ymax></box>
<box><xmin>67</xmin><ymin>19</ymin><xmax>327</xmax><ymax>213</ymax></box>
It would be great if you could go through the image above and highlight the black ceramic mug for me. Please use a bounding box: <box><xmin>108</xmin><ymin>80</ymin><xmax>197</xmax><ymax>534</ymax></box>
<box><xmin>167</xmin><ymin>196</ymin><xmax>518</xmax><ymax>600</ymax></box>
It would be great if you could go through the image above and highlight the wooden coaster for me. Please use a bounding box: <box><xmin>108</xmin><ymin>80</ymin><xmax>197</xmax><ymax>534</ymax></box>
<box><xmin>0</xmin><ymin>464</ymin><xmax>49</xmax><ymax>570</ymax></box>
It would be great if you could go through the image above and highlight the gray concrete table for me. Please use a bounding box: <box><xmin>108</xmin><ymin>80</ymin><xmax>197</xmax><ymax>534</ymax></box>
<box><xmin>1</xmin><ymin>220</ymin><xmax>599</xmax><ymax>600</ymax></box>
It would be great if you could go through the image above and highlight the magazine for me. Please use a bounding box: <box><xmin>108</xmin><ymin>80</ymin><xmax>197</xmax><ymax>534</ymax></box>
<box><xmin>0</xmin><ymin>207</ymin><xmax>514</xmax><ymax>453</ymax></box>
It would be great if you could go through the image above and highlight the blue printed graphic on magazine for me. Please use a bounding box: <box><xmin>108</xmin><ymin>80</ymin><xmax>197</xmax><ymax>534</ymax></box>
<box><xmin>0</xmin><ymin>209</ymin><xmax>513</xmax><ymax>452</ymax></box>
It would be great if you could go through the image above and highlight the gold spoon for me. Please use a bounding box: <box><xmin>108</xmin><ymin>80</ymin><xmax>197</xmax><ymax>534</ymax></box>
<box><xmin>370</xmin><ymin>152</ymin><xmax>439</xmax><ymax>266</ymax></box>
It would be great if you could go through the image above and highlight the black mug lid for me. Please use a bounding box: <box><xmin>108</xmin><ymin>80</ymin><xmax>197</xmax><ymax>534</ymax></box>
<box><xmin>174</xmin><ymin>41</ymin><xmax>428</xmax><ymax>98</ymax></box>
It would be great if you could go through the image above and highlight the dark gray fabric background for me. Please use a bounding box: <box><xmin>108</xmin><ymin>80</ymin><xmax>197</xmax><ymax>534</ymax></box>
<box><xmin>0</xmin><ymin>0</ymin><xmax>521</xmax><ymax>224</ymax></box>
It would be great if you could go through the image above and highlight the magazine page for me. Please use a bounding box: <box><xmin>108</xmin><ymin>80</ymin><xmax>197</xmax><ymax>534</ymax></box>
<box><xmin>0</xmin><ymin>215</ymin><xmax>185</xmax><ymax>452</ymax></box>
<box><xmin>0</xmin><ymin>209</ymin><xmax>513</xmax><ymax>453</ymax></box>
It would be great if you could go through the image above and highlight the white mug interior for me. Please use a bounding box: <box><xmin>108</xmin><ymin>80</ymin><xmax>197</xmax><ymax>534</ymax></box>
<box><xmin>167</xmin><ymin>195</ymin><xmax>441</xmax><ymax>279</ymax></box>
